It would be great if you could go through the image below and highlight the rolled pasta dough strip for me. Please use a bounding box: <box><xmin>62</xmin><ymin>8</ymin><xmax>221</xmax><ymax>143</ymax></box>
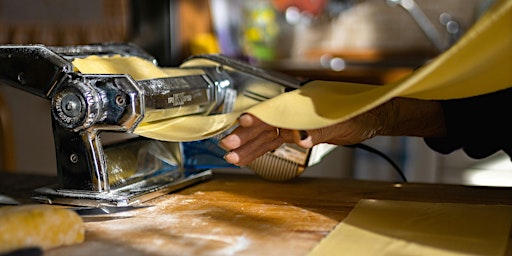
<box><xmin>70</xmin><ymin>0</ymin><xmax>511</xmax><ymax>139</ymax></box>
<box><xmin>0</xmin><ymin>205</ymin><xmax>85</xmax><ymax>254</ymax></box>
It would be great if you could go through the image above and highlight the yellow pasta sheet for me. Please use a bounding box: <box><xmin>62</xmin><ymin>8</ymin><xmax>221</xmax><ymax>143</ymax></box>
<box><xmin>72</xmin><ymin>0</ymin><xmax>511</xmax><ymax>141</ymax></box>
<box><xmin>246</xmin><ymin>0</ymin><xmax>512</xmax><ymax>130</ymax></box>
<box><xmin>308</xmin><ymin>199</ymin><xmax>512</xmax><ymax>256</ymax></box>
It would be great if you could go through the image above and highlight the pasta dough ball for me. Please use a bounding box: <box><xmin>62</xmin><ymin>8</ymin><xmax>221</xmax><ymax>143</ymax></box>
<box><xmin>0</xmin><ymin>204</ymin><xmax>85</xmax><ymax>254</ymax></box>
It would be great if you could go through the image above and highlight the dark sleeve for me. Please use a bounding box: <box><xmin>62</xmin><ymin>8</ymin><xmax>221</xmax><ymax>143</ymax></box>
<box><xmin>424</xmin><ymin>87</ymin><xmax>512</xmax><ymax>159</ymax></box>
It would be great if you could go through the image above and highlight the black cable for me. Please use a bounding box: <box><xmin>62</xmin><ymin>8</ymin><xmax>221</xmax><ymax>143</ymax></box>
<box><xmin>344</xmin><ymin>143</ymin><xmax>408</xmax><ymax>183</ymax></box>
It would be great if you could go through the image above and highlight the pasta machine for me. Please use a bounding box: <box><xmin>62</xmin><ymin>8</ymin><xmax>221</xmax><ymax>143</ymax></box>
<box><xmin>0</xmin><ymin>43</ymin><xmax>329</xmax><ymax>207</ymax></box>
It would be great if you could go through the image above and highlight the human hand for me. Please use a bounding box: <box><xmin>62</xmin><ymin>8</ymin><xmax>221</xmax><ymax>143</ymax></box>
<box><xmin>219</xmin><ymin>113</ymin><xmax>287</xmax><ymax>166</ymax></box>
<box><xmin>220</xmin><ymin>110</ymin><xmax>383</xmax><ymax>166</ymax></box>
<box><xmin>219</xmin><ymin>98</ymin><xmax>447</xmax><ymax>166</ymax></box>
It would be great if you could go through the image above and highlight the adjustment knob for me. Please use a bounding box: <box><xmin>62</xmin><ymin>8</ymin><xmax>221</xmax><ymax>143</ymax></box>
<box><xmin>52</xmin><ymin>77</ymin><xmax>102</xmax><ymax>130</ymax></box>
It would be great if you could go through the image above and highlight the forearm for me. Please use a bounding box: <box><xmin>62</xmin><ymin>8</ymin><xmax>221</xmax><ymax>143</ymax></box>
<box><xmin>374</xmin><ymin>97</ymin><xmax>447</xmax><ymax>138</ymax></box>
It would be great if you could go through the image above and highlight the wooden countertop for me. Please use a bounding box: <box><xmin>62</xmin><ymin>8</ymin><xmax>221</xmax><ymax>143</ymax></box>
<box><xmin>1</xmin><ymin>172</ymin><xmax>511</xmax><ymax>256</ymax></box>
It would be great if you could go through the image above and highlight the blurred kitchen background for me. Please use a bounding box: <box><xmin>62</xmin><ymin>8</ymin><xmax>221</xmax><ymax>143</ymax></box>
<box><xmin>0</xmin><ymin>0</ymin><xmax>509</xmax><ymax>187</ymax></box>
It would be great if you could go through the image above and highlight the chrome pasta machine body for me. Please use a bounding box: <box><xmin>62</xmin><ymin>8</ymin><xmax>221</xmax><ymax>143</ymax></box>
<box><xmin>0</xmin><ymin>43</ymin><xmax>322</xmax><ymax>207</ymax></box>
